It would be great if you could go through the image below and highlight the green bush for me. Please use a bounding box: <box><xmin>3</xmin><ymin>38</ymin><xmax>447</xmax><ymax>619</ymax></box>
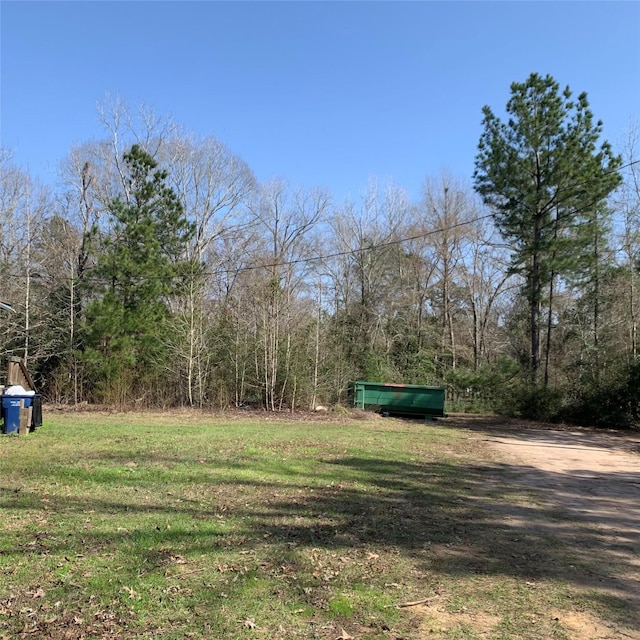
<box><xmin>559</xmin><ymin>361</ymin><xmax>640</xmax><ymax>429</ymax></box>
<box><xmin>494</xmin><ymin>380</ymin><xmax>565</xmax><ymax>422</ymax></box>
<box><xmin>445</xmin><ymin>358</ymin><xmax>520</xmax><ymax>414</ymax></box>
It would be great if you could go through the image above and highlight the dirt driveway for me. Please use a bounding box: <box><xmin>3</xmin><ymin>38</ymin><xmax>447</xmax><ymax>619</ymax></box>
<box><xmin>459</xmin><ymin>416</ymin><xmax>640</xmax><ymax>636</ymax></box>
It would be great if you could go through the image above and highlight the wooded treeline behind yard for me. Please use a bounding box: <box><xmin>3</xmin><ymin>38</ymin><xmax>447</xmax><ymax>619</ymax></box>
<box><xmin>2</xmin><ymin>75</ymin><xmax>640</xmax><ymax>427</ymax></box>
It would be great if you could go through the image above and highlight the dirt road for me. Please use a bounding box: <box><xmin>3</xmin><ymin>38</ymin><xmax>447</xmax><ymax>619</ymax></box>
<box><xmin>467</xmin><ymin>417</ymin><xmax>640</xmax><ymax>636</ymax></box>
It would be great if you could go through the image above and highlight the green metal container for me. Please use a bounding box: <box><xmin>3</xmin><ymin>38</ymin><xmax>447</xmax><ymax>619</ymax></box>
<box><xmin>353</xmin><ymin>381</ymin><xmax>446</xmax><ymax>419</ymax></box>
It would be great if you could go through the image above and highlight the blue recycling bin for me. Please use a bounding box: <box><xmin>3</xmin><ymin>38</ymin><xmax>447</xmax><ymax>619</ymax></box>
<box><xmin>2</xmin><ymin>395</ymin><xmax>33</xmax><ymax>434</ymax></box>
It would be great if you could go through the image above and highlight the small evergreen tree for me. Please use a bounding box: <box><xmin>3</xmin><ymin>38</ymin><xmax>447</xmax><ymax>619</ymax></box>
<box><xmin>83</xmin><ymin>145</ymin><xmax>195</xmax><ymax>404</ymax></box>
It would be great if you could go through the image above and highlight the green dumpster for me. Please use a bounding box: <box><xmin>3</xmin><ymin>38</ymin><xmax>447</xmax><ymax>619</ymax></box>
<box><xmin>353</xmin><ymin>381</ymin><xmax>446</xmax><ymax>419</ymax></box>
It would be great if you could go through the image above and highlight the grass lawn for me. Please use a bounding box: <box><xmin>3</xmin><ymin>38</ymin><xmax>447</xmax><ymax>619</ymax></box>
<box><xmin>0</xmin><ymin>411</ymin><xmax>636</xmax><ymax>639</ymax></box>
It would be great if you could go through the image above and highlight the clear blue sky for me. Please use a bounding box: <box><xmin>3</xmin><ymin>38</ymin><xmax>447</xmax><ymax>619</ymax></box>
<box><xmin>1</xmin><ymin>1</ymin><xmax>639</xmax><ymax>203</ymax></box>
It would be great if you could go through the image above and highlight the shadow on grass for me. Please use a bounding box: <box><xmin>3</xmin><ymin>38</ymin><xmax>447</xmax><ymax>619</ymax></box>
<box><xmin>2</xmin><ymin>458</ymin><xmax>637</xmax><ymax>563</ymax></box>
<box><xmin>2</xmin><ymin>434</ymin><xmax>639</xmax><ymax>626</ymax></box>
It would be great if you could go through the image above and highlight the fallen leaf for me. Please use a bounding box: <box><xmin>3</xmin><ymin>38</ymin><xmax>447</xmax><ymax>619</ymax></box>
<box><xmin>122</xmin><ymin>586</ymin><xmax>137</xmax><ymax>599</ymax></box>
<box><xmin>336</xmin><ymin>628</ymin><xmax>353</xmax><ymax>640</ymax></box>
<box><xmin>243</xmin><ymin>618</ymin><xmax>256</xmax><ymax>629</ymax></box>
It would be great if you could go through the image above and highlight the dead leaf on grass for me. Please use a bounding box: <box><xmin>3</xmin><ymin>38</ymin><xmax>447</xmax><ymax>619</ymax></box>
<box><xmin>242</xmin><ymin>618</ymin><xmax>256</xmax><ymax>629</ymax></box>
<box><xmin>121</xmin><ymin>586</ymin><xmax>137</xmax><ymax>599</ymax></box>
<box><xmin>336</xmin><ymin>628</ymin><xmax>354</xmax><ymax>640</ymax></box>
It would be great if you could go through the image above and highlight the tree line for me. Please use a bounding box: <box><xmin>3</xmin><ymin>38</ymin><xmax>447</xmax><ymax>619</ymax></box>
<box><xmin>1</xmin><ymin>75</ymin><xmax>639</xmax><ymax>426</ymax></box>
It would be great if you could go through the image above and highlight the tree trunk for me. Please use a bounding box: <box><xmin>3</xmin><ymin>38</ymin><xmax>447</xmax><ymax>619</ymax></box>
<box><xmin>544</xmin><ymin>273</ymin><xmax>555</xmax><ymax>388</ymax></box>
<box><xmin>530</xmin><ymin>211</ymin><xmax>544</xmax><ymax>380</ymax></box>
<box><xmin>530</xmin><ymin>257</ymin><xmax>541</xmax><ymax>380</ymax></box>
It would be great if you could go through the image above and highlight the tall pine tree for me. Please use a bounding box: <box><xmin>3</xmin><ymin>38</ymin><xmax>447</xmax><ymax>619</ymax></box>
<box><xmin>474</xmin><ymin>73</ymin><xmax>621</xmax><ymax>381</ymax></box>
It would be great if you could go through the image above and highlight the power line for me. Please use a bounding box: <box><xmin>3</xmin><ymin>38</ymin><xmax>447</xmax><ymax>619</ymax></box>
<box><xmin>224</xmin><ymin>214</ymin><xmax>496</xmax><ymax>277</ymax></box>
<box><xmin>47</xmin><ymin>212</ymin><xmax>493</xmax><ymax>284</ymax></box>
<box><xmin>8</xmin><ymin>158</ymin><xmax>640</xmax><ymax>284</ymax></box>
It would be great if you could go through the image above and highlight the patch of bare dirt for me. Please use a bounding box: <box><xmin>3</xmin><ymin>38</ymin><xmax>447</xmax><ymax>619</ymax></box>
<box><xmin>417</xmin><ymin>603</ymin><xmax>501</xmax><ymax>637</ymax></box>
<box><xmin>551</xmin><ymin>609</ymin><xmax>631</xmax><ymax>640</ymax></box>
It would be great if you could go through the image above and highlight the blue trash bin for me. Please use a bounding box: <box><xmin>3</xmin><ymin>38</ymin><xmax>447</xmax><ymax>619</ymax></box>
<box><xmin>2</xmin><ymin>395</ymin><xmax>33</xmax><ymax>434</ymax></box>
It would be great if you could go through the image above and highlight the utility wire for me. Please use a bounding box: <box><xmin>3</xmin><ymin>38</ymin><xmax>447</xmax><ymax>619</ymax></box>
<box><xmin>9</xmin><ymin>159</ymin><xmax>640</xmax><ymax>283</ymax></box>
<box><xmin>42</xmin><ymin>212</ymin><xmax>495</xmax><ymax>284</ymax></box>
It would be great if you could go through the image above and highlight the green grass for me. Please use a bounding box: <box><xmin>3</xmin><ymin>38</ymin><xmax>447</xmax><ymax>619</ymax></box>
<box><xmin>0</xmin><ymin>411</ymin><xmax>636</xmax><ymax>639</ymax></box>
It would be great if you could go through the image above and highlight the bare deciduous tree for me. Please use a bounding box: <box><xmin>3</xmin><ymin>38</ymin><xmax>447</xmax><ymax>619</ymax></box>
<box><xmin>248</xmin><ymin>180</ymin><xmax>329</xmax><ymax>410</ymax></box>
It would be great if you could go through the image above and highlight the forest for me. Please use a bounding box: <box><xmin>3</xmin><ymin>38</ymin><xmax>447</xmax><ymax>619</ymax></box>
<box><xmin>1</xmin><ymin>74</ymin><xmax>639</xmax><ymax>427</ymax></box>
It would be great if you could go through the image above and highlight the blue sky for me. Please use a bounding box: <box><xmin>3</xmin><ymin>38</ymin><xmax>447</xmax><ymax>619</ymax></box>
<box><xmin>1</xmin><ymin>1</ymin><xmax>639</xmax><ymax>203</ymax></box>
